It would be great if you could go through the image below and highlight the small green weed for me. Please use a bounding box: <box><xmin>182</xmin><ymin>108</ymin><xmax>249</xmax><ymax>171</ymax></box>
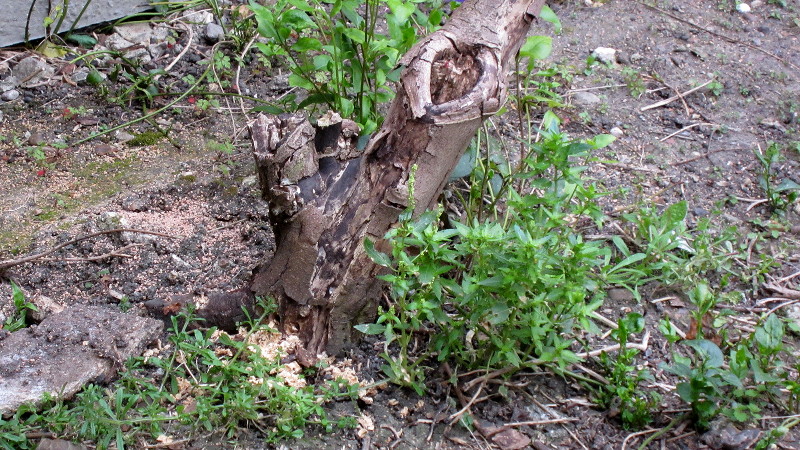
<box><xmin>3</xmin><ymin>282</ymin><xmax>38</xmax><ymax>332</ymax></box>
<box><xmin>621</xmin><ymin>67</ymin><xmax>646</xmax><ymax>98</ymax></box>
<box><xmin>594</xmin><ymin>313</ymin><xmax>660</xmax><ymax>429</ymax></box>
<box><xmin>665</xmin><ymin>314</ymin><xmax>792</xmax><ymax>430</ymax></box>
<box><xmin>754</xmin><ymin>142</ymin><xmax>800</xmax><ymax>214</ymax></box>
<box><xmin>708</xmin><ymin>79</ymin><xmax>724</xmax><ymax>97</ymax></box>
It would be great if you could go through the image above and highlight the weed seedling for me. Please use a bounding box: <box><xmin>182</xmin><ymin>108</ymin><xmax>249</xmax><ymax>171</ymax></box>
<box><xmin>3</xmin><ymin>282</ymin><xmax>37</xmax><ymax>332</ymax></box>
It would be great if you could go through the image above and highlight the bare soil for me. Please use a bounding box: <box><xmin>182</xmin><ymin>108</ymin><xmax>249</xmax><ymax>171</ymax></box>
<box><xmin>1</xmin><ymin>0</ymin><xmax>799</xmax><ymax>448</ymax></box>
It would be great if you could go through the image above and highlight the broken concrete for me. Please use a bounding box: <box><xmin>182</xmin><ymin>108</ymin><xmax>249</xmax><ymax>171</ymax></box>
<box><xmin>0</xmin><ymin>305</ymin><xmax>162</xmax><ymax>415</ymax></box>
<box><xmin>0</xmin><ymin>0</ymin><xmax>152</xmax><ymax>48</ymax></box>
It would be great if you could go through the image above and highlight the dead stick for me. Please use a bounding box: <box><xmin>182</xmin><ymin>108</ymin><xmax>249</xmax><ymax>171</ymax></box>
<box><xmin>0</xmin><ymin>228</ymin><xmax>173</xmax><ymax>271</ymax></box>
<box><xmin>485</xmin><ymin>417</ymin><xmax>578</xmax><ymax>438</ymax></box>
<box><xmin>34</xmin><ymin>243</ymin><xmax>140</xmax><ymax>263</ymax></box>
<box><xmin>660</xmin><ymin>123</ymin><xmax>717</xmax><ymax>142</ymax></box>
<box><xmin>641</xmin><ymin>80</ymin><xmax>713</xmax><ymax>111</ymax></box>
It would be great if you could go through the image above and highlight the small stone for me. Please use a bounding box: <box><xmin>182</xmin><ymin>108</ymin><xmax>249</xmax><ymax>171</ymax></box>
<box><xmin>94</xmin><ymin>144</ymin><xmax>117</xmax><ymax>156</ymax></box>
<box><xmin>571</xmin><ymin>91</ymin><xmax>602</xmax><ymax>107</ymax></box>
<box><xmin>27</xmin><ymin>131</ymin><xmax>44</xmax><ymax>146</ymax></box>
<box><xmin>116</xmin><ymin>130</ymin><xmax>135</xmax><ymax>143</ymax></box>
<box><xmin>0</xmin><ymin>77</ymin><xmax>17</xmax><ymax>91</ymax></box>
<box><xmin>736</xmin><ymin>2</ymin><xmax>751</xmax><ymax>13</ymax></box>
<box><xmin>204</xmin><ymin>23</ymin><xmax>225</xmax><ymax>43</ymax></box>
<box><xmin>105</xmin><ymin>33</ymin><xmax>135</xmax><ymax>51</ymax></box>
<box><xmin>592</xmin><ymin>47</ymin><xmax>617</xmax><ymax>65</ymax></box>
<box><xmin>0</xmin><ymin>89</ymin><xmax>19</xmax><ymax>102</ymax></box>
<box><xmin>608</xmin><ymin>288</ymin><xmax>635</xmax><ymax>302</ymax></box>
<box><xmin>610</xmin><ymin>127</ymin><xmax>624</xmax><ymax>138</ymax></box>
<box><xmin>150</xmin><ymin>25</ymin><xmax>170</xmax><ymax>43</ymax></box>
<box><xmin>123</xmin><ymin>47</ymin><xmax>151</xmax><ymax>64</ymax></box>
<box><xmin>13</xmin><ymin>56</ymin><xmax>55</xmax><ymax>87</ymax></box>
<box><xmin>121</xmin><ymin>195</ymin><xmax>148</xmax><ymax>212</ymax></box>
<box><xmin>115</xmin><ymin>22</ymin><xmax>153</xmax><ymax>45</ymax></box>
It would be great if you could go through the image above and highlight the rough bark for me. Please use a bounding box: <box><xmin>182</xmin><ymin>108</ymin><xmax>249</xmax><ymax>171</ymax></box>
<box><xmin>249</xmin><ymin>0</ymin><xmax>547</xmax><ymax>355</ymax></box>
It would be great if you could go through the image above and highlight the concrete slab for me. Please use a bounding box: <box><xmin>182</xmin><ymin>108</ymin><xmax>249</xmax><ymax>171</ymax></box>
<box><xmin>1</xmin><ymin>0</ymin><xmax>152</xmax><ymax>48</ymax></box>
<box><xmin>0</xmin><ymin>305</ymin><xmax>163</xmax><ymax>415</ymax></box>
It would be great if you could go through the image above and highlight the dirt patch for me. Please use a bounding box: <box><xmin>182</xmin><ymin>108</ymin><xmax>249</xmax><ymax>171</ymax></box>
<box><xmin>1</xmin><ymin>0</ymin><xmax>799</xmax><ymax>448</ymax></box>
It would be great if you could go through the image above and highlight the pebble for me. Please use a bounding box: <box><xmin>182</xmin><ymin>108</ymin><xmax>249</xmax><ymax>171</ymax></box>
<box><xmin>114</xmin><ymin>22</ymin><xmax>153</xmax><ymax>45</ymax></box>
<box><xmin>736</xmin><ymin>2</ymin><xmax>751</xmax><ymax>13</ymax></box>
<box><xmin>105</xmin><ymin>33</ymin><xmax>135</xmax><ymax>51</ymax></box>
<box><xmin>1</xmin><ymin>89</ymin><xmax>19</xmax><ymax>102</ymax></box>
<box><xmin>610</xmin><ymin>127</ymin><xmax>624</xmax><ymax>138</ymax></box>
<box><xmin>13</xmin><ymin>56</ymin><xmax>55</xmax><ymax>87</ymax></box>
<box><xmin>0</xmin><ymin>77</ymin><xmax>17</xmax><ymax>92</ymax></box>
<box><xmin>116</xmin><ymin>131</ymin><xmax>135</xmax><ymax>143</ymax></box>
<box><xmin>571</xmin><ymin>91</ymin><xmax>602</xmax><ymax>107</ymax></box>
<box><xmin>591</xmin><ymin>47</ymin><xmax>617</xmax><ymax>65</ymax></box>
<box><xmin>205</xmin><ymin>23</ymin><xmax>225</xmax><ymax>43</ymax></box>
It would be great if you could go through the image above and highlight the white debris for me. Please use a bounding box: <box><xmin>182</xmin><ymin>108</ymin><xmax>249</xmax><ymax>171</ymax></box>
<box><xmin>736</xmin><ymin>3</ymin><xmax>751</xmax><ymax>13</ymax></box>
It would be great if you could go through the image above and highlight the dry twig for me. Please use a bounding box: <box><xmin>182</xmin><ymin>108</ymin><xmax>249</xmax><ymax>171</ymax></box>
<box><xmin>0</xmin><ymin>228</ymin><xmax>173</xmax><ymax>272</ymax></box>
<box><xmin>640</xmin><ymin>79</ymin><xmax>714</xmax><ymax>111</ymax></box>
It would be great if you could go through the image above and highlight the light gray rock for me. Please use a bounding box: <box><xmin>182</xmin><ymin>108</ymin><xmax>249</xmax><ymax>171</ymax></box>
<box><xmin>592</xmin><ymin>47</ymin><xmax>617</xmax><ymax>65</ymax></box>
<box><xmin>204</xmin><ymin>22</ymin><xmax>225</xmax><ymax>43</ymax></box>
<box><xmin>0</xmin><ymin>77</ymin><xmax>16</xmax><ymax>91</ymax></box>
<box><xmin>13</xmin><ymin>56</ymin><xmax>54</xmax><ymax>87</ymax></box>
<box><xmin>116</xmin><ymin>130</ymin><xmax>135</xmax><ymax>143</ymax></box>
<box><xmin>0</xmin><ymin>305</ymin><xmax>162</xmax><ymax>415</ymax></box>
<box><xmin>610</xmin><ymin>126</ymin><xmax>624</xmax><ymax>138</ymax></box>
<box><xmin>114</xmin><ymin>22</ymin><xmax>153</xmax><ymax>45</ymax></box>
<box><xmin>150</xmin><ymin>25</ymin><xmax>171</xmax><ymax>43</ymax></box>
<box><xmin>572</xmin><ymin>91</ymin><xmax>601</xmax><ymax>107</ymax></box>
<box><xmin>105</xmin><ymin>33</ymin><xmax>135</xmax><ymax>51</ymax></box>
<box><xmin>0</xmin><ymin>89</ymin><xmax>19</xmax><ymax>102</ymax></box>
<box><xmin>123</xmin><ymin>47</ymin><xmax>151</xmax><ymax>65</ymax></box>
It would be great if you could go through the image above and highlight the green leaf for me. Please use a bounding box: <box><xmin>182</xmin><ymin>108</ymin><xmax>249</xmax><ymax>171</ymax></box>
<box><xmin>687</xmin><ymin>339</ymin><xmax>724</xmax><ymax>368</ymax></box>
<box><xmin>519</xmin><ymin>35</ymin><xmax>552</xmax><ymax>61</ymax></box>
<box><xmin>663</xmin><ymin>201</ymin><xmax>687</xmax><ymax>229</ymax></box>
<box><xmin>288</xmin><ymin>73</ymin><xmax>315</xmax><ymax>90</ymax></box>
<box><xmin>354</xmin><ymin>323</ymin><xmax>386</xmax><ymax>335</ymax></box>
<box><xmin>607</xmin><ymin>253</ymin><xmax>646</xmax><ymax>274</ymax></box>
<box><xmin>387</xmin><ymin>0</ymin><xmax>416</xmax><ymax>23</ymax></box>
<box><xmin>589</xmin><ymin>134</ymin><xmax>616</xmax><ymax>149</ymax></box>
<box><xmin>280</xmin><ymin>9</ymin><xmax>316</xmax><ymax>30</ymax></box>
<box><xmin>775</xmin><ymin>178</ymin><xmax>800</xmax><ymax>192</ymax></box>
<box><xmin>755</xmin><ymin>313</ymin><xmax>784</xmax><ymax>352</ymax></box>
<box><xmin>291</xmin><ymin>37</ymin><xmax>322</xmax><ymax>52</ymax></box>
<box><xmin>251</xmin><ymin>104</ymin><xmax>284</xmax><ymax>114</ymax></box>
<box><xmin>65</xmin><ymin>34</ymin><xmax>97</xmax><ymax>48</ymax></box>
<box><xmin>364</xmin><ymin>238</ymin><xmax>392</xmax><ymax>267</ymax></box>
<box><xmin>342</xmin><ymin>28</ymin><xmax>366</xmax><ymax>44</ymax></box>
<box><xmin>539</xmin><ymin>5</ymin><xmax>562</xmax><ymax>34</ymax></box>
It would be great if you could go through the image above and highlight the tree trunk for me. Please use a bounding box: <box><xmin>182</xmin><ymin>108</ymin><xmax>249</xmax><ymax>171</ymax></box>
<box><xmin>248</xmin><ymin>0</ymin><xmax>547</xmax><ymax>356</ymax></box>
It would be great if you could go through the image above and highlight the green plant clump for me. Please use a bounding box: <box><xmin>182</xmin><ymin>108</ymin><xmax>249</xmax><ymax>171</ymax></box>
<box><xmin>0</xmin><ymin>303</ymin><xmax>357</xmax><ymax>448</ymax></box>
<box><xmin>249</xmin><ymin>0</ymin><xmax>444</xmax><ymax>135</ymax></box>
<box><xmin>362</xmin><ymin>112</ymin><xmax>615</xmax><ymax>392</ymax></box>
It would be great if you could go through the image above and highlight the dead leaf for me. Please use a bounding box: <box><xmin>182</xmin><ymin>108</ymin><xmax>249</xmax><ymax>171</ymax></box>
<box><xmin>492</xmin><ymin>428</ymin><xmax>531</xmax><ymax>450</ymax></box>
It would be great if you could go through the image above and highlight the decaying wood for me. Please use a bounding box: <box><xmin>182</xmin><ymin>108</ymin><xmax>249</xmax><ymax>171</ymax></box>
<box><xmin>248</xmin><ymin>0</ymin><xmax>547</xmax><ymax>355</ymax></box>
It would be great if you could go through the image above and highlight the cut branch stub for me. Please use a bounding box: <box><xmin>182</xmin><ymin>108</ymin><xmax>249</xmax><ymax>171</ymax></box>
<box><xmin>249</xmin><ymin>0</ymin><xmax>547</xmax><ymax>355</ymax></box>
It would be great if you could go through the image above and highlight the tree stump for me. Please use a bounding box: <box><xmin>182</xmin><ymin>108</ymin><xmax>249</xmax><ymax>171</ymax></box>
<box><xmin>248</xmin><ymin>0</ymin><xmax>547</xmax><ymax>356</ymax></box>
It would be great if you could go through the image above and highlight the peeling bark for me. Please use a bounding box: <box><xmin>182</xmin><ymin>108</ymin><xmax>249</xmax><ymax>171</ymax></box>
<box><xmin>249</xmin><ymin>0</ymin><xmax>547</xmax><ymax>355</ymax></box>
